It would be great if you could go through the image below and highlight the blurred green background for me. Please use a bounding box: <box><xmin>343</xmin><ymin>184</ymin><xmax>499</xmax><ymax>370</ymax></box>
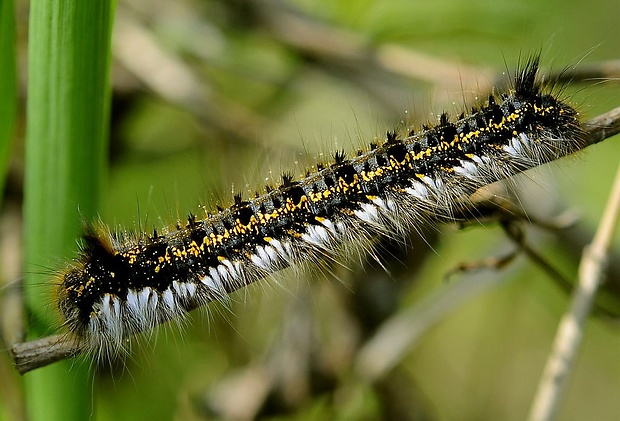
<box><xmin>1</xmin><ymin>0</ymin><xmax>619</xmax><ymax>420</ymax></box>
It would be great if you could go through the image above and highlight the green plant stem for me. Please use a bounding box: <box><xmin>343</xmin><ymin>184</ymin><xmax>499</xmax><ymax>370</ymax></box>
<box><xmin>0</xmin><ymin>0</ymin><xmax>17</xmax><ymax>205</ymax></box>
<box><xmin>23</xmin><ymin>1</ymin><xmax>114</xmax><ymax>420</ymax></box>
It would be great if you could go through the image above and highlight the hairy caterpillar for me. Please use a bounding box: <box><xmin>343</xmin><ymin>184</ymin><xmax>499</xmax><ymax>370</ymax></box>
<box><xmin>56</xmin><ymin>56</ymin><xmax>585</xmax><ymax>358</ymax></box>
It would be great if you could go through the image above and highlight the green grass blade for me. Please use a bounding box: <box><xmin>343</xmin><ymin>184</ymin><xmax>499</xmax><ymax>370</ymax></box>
<box><xmin>23</xmin><ymin>1</ymin><xmax>115</xmax><ymax>420</ymax></box>
<box><xmin>0</xmin><ymin>0</ymin><xmax>17</xmax><ymax>206</ymax></box>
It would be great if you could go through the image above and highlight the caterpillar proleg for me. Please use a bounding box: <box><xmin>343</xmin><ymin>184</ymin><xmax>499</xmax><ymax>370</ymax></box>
<box><xmin>56</xmin><ymin>56</ymin><xmax>586</xmax><ymax>359</ymax></box>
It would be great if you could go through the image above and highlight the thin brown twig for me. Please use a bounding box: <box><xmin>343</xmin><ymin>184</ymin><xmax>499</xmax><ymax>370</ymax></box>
<box><xmin>528</xmin><ymin>161</ymin><xmax>620</xmax><ymax>421</ymax></box>
<box><xmin>548</xmin><ymin>60</ymin><xmax>620</xmax><ymax>84</ymax></box>
<box><xmin>10</xmin><ymin>334</ymin><xmax>82</xmax><ymax>374</ymax></box>
<box><xmin>9</xmin><ymin>107</ymin><xmax>620</xmax><ymax>375</ymax></box>
<box><xmin>501</xmin><ymin>222</ymin><xmax>574</xmax><ymax>293</ymax></box>
<box><xmin>583</xmin><ymin>105</ymin><xmax>620</xmax><ymax>145</ymax></box>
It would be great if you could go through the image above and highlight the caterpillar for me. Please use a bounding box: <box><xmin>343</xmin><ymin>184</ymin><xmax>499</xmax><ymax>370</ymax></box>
<box><xmin>56</xmin><ymin>56</ymin><xmax>585</xmax><ymax>358</ymax></box>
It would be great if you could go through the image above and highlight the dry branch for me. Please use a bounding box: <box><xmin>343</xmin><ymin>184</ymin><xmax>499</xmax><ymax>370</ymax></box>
<box><xmin>9</xmin><ymin>107</ymin><xmax>620</xmax><ymax>375</ymax></box>
<box><xmin>528</xmin><ymin>149</ymin><xmax>620</xmax><ymax>421</ymax></box>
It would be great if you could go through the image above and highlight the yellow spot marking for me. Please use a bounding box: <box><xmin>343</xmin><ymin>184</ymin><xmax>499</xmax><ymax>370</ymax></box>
<box><xmin>76</xmin><ymin>285</ymin><xmax>85</xmax><ymax>296</ymax></box>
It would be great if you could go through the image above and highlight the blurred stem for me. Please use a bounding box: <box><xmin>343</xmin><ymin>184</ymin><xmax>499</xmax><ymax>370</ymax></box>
<box><xmin>24</xmin><ymin>1</ymin><xmax>114</xmax><ymax>420</ymax></box>
<box><xmin>528</xmin><ymin>164</ymin><xmax>620</xmax><ymax>421</ymax></box>
<box><xmin>0</xmin><ymin>0</ymin><xmax>17</xmax><ymax>205</ymax></box>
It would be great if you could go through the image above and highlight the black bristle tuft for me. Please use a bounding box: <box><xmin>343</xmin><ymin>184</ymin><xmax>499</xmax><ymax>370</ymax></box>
<box><xmin>386</xmin><ymin>131</ymin><xmax>398</xmax><ymax>144</ymax></box>
<box><xmin>515</xmin><ymin>55</ymin><xmax>541</xmax><ymax>97</ymax></box>
<box><xmin>281</xmin><ymin>173</ymin><xmax>294</xmax><ymax>186</ymax></box>
<box><xmin>187</xmin><ymin>212</ymin><xmax>197</xmax><ymax>228</ymax></box>
<box><xmin>334</xmin><ymin>150</ymin><xmax>346</xmax><ymax>164</ymax></box>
